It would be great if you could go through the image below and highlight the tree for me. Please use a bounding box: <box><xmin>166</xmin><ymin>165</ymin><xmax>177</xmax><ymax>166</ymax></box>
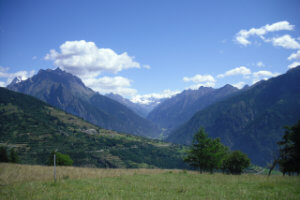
<box><xmin>278</xmin><ymin>120</ymin><xmax>300</xmax><ymax>175</ymax></box>
<box><xmin>9</xmin><ymin>148</ymin><xmax>19</xmax><ymax>163</ymax></box>
<box><xmin>0</xmin><ymin>147</ymin><xmax>9</xmax><ymax>162</ymax></box>
<box><xmin>184</xmin><ymin>128</ymin><xmax>228</xmax><ymax>173</ymax></box>
<box><xmin>48</xmin><ymin>151</ymin><xmax>73</xmax><ymax>166</ymax></box>
<box><xmin>221</xmin><ymin>150</ymin><xmax>250</xmax><ymax>175</ymax></box>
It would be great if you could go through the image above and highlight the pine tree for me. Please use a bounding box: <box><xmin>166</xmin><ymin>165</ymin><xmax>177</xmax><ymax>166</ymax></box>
<box><xmin>184</xmin><ymin>128</ymin><xmax>228</xmax><ymax>173</ymax></box>
<box><xmin>278</xmin><ymin>120</ymin><xmax>300</xmax><ymax>175</ymax></box>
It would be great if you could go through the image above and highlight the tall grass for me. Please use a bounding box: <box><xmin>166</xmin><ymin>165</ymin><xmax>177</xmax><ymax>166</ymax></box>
<box><xmin>0</xmin><ymin>163</ymin><xmax>181</xmax><ymax>185</ymax></box>
<box><xmin>1</xmin><ymin>163</ymin><xmax>299</xmax><ymax>200</ymax></box>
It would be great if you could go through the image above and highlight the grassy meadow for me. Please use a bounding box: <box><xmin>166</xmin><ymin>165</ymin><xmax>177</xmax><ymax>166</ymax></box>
<box><xmin>1</xmin><ymin>163</ymin><xmax>300</xmax><ymax>200</ymax></box>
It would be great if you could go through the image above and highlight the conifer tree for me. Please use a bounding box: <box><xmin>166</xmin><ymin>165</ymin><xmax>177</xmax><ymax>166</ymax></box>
<box><xmin>184</xmin><ymin>128</ymin><xmax>228</xmax><ymax>173</ymax></box>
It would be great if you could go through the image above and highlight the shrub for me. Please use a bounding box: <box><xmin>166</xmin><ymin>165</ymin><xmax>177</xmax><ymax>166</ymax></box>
<box><xmin>222</xmin><ymin>150</ymin><xmax>250</xmax><ymax>175</ymax></box>
<box><xmin>48</xmin><ymin>151</ymin><xmax>73</xmax><ymax>166</ymax></box>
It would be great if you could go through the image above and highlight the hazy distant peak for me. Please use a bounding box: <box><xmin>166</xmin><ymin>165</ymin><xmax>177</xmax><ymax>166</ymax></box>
<box><xmin>222</xmin><ymin>84</ymin><xmax>235</xmax><ymax>88</ymax></box>
<box><xmin>242</xmin><ymin>84</ymin><xmax>250</xmax><ymax>90</ymax></box>
<box><xmin>9</xmin><ymin>76</ymin><xmax>22</xmax><ymax>85</ymax></box>
<box><xmin>55</xmin><ymin>67</ymin><xmax>63</xmax><ymax>71</ymax></box>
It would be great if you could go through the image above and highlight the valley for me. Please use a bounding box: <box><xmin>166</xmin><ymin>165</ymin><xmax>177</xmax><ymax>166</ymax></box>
<box><xmin>2</xmin><ymin>66</ymin><xmax>300</xmax><ymax>167</ymax></box>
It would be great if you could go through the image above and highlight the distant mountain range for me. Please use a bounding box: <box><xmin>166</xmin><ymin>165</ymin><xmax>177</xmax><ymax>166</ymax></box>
<box><xmin>7</xmin><ymin>68</ymin><xmax>161</xmax><ymax>138</ymax></box>
<box><xmin>167</xmin><ymin>66</ymin><xmax>300</xmax><ymax>166</ymax></box>
<box><xmin>6</xmin><ymin>65</ymin><xmax>300</xmax><ymax>167</ymax></box>
<box><xmin>147</xmin><ymin>84</ymin><xmax>239</xmax><ymax>134</ymax></box>
<box><xmin>0</xmin><ymin>87</ymin><xmax>187</xmax><ymax>168</ymax></box>
<box><xmin>105</xmin><ymin>93</ymin><xmax>165</xmax><ymax>118</ymax></box>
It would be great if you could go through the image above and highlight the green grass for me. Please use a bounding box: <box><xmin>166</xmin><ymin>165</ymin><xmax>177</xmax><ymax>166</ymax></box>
<box><xmin>1</xmin><ymin>164</ymin><xmax>299</xmax><ymax>200</ymax></box>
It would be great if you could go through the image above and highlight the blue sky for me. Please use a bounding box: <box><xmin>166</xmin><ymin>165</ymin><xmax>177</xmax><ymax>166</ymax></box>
<box><xmin>1</xmin><ymin>0</ymin><xmax>300</xmax><ymax>103</ymax></box>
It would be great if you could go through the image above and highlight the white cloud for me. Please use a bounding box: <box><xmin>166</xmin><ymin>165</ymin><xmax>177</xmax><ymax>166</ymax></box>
<box><xmin>232</xmin><ymin>82</ymin><xmax>246</xmax><ymax>89</ymax></box>
<box><xmin>0</xmin><ymin>81</ymin><xmax>5</xmax><ymax>87</ymax></box>
<box><xmin>288</xmin><ymin>50</ymin><xmax>300</xmax><ymax>60</ymax></box>
<box><xmin>183</xmin><ymin>74</ymin><xmax>215</xmax><ymax>83</ymax></box>
<box><xmin>183</xmin><ymin>74</ymin><xmax>216</xmax><ymax>89</ymax></box>
<box><xmin>288</xmin><ymin>61</ymin><xmax>300</xmax><ymax>69</ymax></box>
<box><xmin>45</xmin><ymin>40</ymin><xmax>141</xmax><ymax>77</ymax></box>
<box><xmin>44</xmin><ymin>40</ymin><xmax>151</xmax><ymax>98</ymax></box>
<box><xmin>235</xmin><ymin>21</ymin><xmax>294</xmax><ymax>46</ymax></box>
<box><xmin>252</xmin><ymin>70</ymin><xmax>280</xmax><ymax>83</ymax></box>
<box><xmin>83</xmin><ymin>76</ymin><xmax>137</xmax><ymax>97</ymax></box>
<box><xmin>131</xmin><ymin>89</ymin><xmax>180</xmax><ymax>104</ymax></box>
<box><xmin>269</xmin><ymin>34</ymin><xmax>300</xmax><ymax>49</ymax></box>
<box><xmin>0</xmin><ymin>66</ymin><xmax>35</xmax><ymax>85</ymax></box>
<box><xmin>217</xmin><ymin>66</ymin><xmax>251</xmax><ymax>78</ymax></box>
<box><xmin>257</xmin><ymin>61</ymin><xmax>265</xmax><ymax>67</ymax></box>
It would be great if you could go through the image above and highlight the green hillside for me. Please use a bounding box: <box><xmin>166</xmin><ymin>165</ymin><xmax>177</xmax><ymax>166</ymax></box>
<box><xmin>0</xmin><ymin>87</ymin><xmax>187</xmax><ymax>168</ymax></box>
<box><xmin>7</xmin><ymin>68</ymin><xmax>161</xmax><ymax>138</ymax></box>
<box><xmin>167</xmin><ymin>66</ymin><xmax>300</xmax><ymax>166</ymax></box>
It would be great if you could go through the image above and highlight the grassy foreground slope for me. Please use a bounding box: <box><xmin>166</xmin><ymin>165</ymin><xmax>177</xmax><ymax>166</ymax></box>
<box><xmin>1</xmin><ymin>163</ymin><xmax>300</xmax><ymax>200</ymax></box>
<box><xmin>0</xmin><ymin>87</ymin><xmax>187</xmax><ymax>168</ymax></box>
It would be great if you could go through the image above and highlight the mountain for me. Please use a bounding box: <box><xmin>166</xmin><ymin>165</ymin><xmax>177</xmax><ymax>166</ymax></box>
<box><xmin>167</xmin><ymin>66</ymin><xmax>300</xmax><ymax>166</ymax></box>
<box><xmin>105</xmin><ymin>93</ymin><xmax>149</xmax><ymax>118</ymax></box>
<box><xmin>147</xmin><ymin>85</ymin><xmax>239</xmax><ymax>134</ymax></box>
<box><xmin>7</xmin><ymin>68</ymin><xmax>160</xmax><ymax>138</ymax></box>
<box><xmin>0</xmin><ymin>87</ymin><xmax>187</xmax><ymax>168</ymax></box>
<box><xmin>105</xmin><ymin>93</ymin><xmax>166</xmax><ymax>118</ymax></box>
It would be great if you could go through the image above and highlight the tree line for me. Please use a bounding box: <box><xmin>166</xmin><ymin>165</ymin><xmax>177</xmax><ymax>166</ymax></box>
<box><xmin>2</xmin><ymin>120</ymin><xmax>299</xmax><ymax>175</ymax></box>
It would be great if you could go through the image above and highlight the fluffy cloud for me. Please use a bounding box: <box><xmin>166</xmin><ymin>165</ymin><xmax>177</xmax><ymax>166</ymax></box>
<box><xmin>252</xmin><ymin>70</ymin><xmax>280</xmax><ymax>83</ymax></box>
<box><xmin>288</xmin><ymin>61</ymin><xmax>300</xmax><ymax>69</ymax></box>
<box><xmin>217</xmin><ymin>66</ymin><xmax>251</xmax><ymax>78</ymax></box>
<box><xmin>45</xmin><ymin>40</ymin><xmax>141</xmax><ymax>77</ymax></box>
<box><xmin>44</xmin><ymin>40</ymin><xmax>151</xmax><ymax>97</ymax></box>
<box><xmin>288</xmin><ymin>50</ymin><xmax>300</xmax><ymax>60</ymax></box>
<box><xmin>269</xmin><ymin>35</ymin><xmax>300</xmax><ymax>49</ymax></box>
<box><xmin>131</xmin><ymin>89</ymin><xmax>180</xmax><ymax>104</ymax></box>
<box><xmin>0</xmin><ymin>66</ymin><xmax>35</xmax><ymax>85</ymax></box>
<box><xmin>235</xmin><ymin>21</ymin><xmax>294</xmax><ymax>46</ymax></box>
<box><xmin>183</xmin><ymin>74</ymin><xmax>216</xmax><ymax>88</ymax></box>
<box><xmin>83</xmin><ymin>76</ymin><xmax>137</xmax><ymax>97</ymax></box>
<box><xmin>183</xmin><ymin>74</ymin><xmax>215</xmax><ymax>83</ymax></box>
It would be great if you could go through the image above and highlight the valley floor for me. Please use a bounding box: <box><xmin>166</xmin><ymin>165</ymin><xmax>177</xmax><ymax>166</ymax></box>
<box><xmin>0</xmin><ymin>163</ymin><xmax>299</xmax><ymax>200</ymax></box>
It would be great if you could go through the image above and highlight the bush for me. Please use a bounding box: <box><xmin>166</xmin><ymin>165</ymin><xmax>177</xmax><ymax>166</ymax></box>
<box><xmin>48</xmin><ymin>151</ymin><xmax>73</xmax><ymax>166</ymax></box>
<box><xmin>222</xmin><ymin>150</ymin><xmax>250</xmax><ymax>175</ymax></box>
